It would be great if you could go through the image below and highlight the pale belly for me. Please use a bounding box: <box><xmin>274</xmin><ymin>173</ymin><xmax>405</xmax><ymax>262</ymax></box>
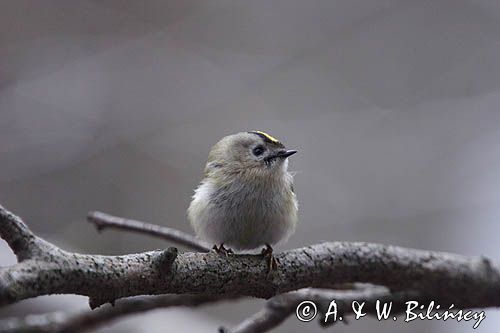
<box><xmin>189</xmin><ymin>180</ymin><xmax>298</xmax><ymax>250</ymax></box>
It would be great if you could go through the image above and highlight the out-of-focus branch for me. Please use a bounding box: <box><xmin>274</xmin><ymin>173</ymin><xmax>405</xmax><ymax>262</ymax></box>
<box><xmin>1</xmin><ymin>204</ymin><xmax>500</xmax><ymax>333</ymax></box>
<box><xmin>0</xmin><ymin>294</ymin><xmax>237</xmax><ymax>333</ymax></box>
<box><xmin>87</xmin><ymin>211</ymin><xmax>212</xmax><ymax>252</ymax></box>
<box><xmin>224</xmin><ymin>286</ymin><xmax>422</xmax><ymax>333</ymax></box>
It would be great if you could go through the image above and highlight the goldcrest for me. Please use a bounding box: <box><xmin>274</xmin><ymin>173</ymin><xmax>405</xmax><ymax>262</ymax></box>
<box><xmin>188</xmin><ymin>131</ymin><xmax>298</xmax><ymax>258</ymax></box>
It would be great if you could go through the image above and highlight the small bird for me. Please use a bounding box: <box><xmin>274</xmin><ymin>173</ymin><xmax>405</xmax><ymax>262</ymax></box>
<box><xmin>188</xmin><ymin>131</ymin><xmax>298</xmax><ymax>269</ymax></box>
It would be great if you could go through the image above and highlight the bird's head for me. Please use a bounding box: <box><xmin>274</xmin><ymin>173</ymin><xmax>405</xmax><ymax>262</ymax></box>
<box><xmin>204</xmin><ymin>131</ymin><xmax>297</xmax><ymax>177</ymax></box>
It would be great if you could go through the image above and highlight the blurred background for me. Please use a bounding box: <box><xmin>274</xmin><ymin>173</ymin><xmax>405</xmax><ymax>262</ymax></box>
<box><xmin>1</xmin><ymin>0</ymin><xmax>500</xmax><ymax>332</ymax></box>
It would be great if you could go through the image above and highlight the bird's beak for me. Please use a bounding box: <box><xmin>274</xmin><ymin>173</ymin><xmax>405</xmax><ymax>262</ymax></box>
<box><xmin>265</xmin><ymin>150</ymin><xmax>298</xmax><ymax>164</ymax></box>
<box><xmin>276</xmin><ymin>149</ymin><xmax>298</xmax><ymax>158</ymax></box>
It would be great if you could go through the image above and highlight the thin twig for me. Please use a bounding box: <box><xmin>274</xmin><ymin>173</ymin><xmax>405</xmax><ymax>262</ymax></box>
<box><xmin>0</xmin><ymin>294</ymin><xmax>238</xmax><ymax>333</ymax></box>
<box><xmin>87</xmin><ymin>211</ymin><xmax>211</xmax><ymax>252</ymax></box>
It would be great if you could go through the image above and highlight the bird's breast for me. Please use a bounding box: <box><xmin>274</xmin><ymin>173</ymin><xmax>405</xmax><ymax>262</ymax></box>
<box><xmin>189</xmin><ymin>173</ymin><xmax>297</xmax><ymax>250</ymax></box>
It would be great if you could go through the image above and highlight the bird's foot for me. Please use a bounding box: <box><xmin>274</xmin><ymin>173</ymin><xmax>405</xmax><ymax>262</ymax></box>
<box><xmin>212</xmin><ymin>243</ymin><xmax>234</xmax><ymax>257</ymax></box>
<box><xmin>261</xmin><ymin>243</ymin><xmax>278</xmax><ymax>272</ymax></box>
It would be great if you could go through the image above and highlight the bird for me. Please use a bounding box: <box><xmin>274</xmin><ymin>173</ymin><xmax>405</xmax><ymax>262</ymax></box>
<box><xmin>188</xmin><ymin>131</ymin><xmax>298</xmax><ymax>270</ymax></box>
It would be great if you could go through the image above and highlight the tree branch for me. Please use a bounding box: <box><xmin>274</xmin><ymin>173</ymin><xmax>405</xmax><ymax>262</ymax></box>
<box><xmin>87</xmin><ymin>211</ymin><xmax>211</xmax><ymax>252</ymax></box>
<box><xmin>0</xmin><ymin>205</ymin><xmax>54</xmax><ymax>261</ymax></box>
<box><xmin>224</xmin><ymin>286</ymin><xmax>422</xmax><ymax>333</ymax></box>
<box><xmin>1</xmin><ymin>204</ymin><xmax>499</xmax><ymax>333</ymax></box>
<box><xmin>0</xmin><ymin>294</ymin><xmax>238</xmax><ymax>333</ymax></box>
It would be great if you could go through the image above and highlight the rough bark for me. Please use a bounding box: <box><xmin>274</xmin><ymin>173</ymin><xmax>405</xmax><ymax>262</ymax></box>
<box><xmin>1</xmin><ymin>205</ymin><xmax>499</xmax><ymax>332</ymax></box>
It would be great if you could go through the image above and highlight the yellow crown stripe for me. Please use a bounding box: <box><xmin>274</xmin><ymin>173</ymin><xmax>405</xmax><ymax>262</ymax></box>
<box><xmin>250</xmin><ymin>130</ymin><xmax>280</xmax><ymax>144</ymax></box>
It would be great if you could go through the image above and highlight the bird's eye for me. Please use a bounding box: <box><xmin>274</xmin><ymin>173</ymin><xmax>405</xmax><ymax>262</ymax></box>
<box><xmin>252</xmin><ymin>145</ymin><xmax>265</xmax><ymax>156</ymax></box>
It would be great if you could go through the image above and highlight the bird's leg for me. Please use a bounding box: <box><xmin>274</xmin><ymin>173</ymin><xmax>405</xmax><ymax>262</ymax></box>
<box><xmin>212</xmin><ymin>243</ymin><xmax>234</xmax><ymax>256</ymax></box>
<box><xmin>261</xmin><ymin>243</ymin><xmax>278</xmax><ymax>271</ymax></box>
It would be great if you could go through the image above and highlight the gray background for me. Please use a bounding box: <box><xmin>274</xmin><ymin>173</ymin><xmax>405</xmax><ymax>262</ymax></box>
<box><xmin>1</xmin><ymin>0</ymin><xmax>500</xmax><ymax>332</ymax></box>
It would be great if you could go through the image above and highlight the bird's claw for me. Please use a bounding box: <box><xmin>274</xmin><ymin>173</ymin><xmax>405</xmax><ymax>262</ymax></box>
<box><xmin>212</xmin><ymin>244</ymin><xmax>234</xmax><ymax>257</ymax></box>
<box><xmin>261</xmin><ymin>243</ymin><xmax>278</xmax><ymax>272</ymax></box>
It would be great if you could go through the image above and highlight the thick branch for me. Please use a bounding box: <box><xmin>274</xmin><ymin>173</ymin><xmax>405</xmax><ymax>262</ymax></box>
<box><xmin>0</xmin><ymin>205</ymin><xmax>53</xmax><ymax>261</ymax></box>
<box><xmin>0</xmin><ymin>294</ymin><xmax>236</xmax><ymax>333</ymax></box>
<box><xmin>87</xmin><ymin>211</ymin><xmax>211</xmax><ymax>252</ymax></box>
<box><xmin>1</xmin><ymin>205</ymin><xmax>500</xmax><ymax>315</ymax></box>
